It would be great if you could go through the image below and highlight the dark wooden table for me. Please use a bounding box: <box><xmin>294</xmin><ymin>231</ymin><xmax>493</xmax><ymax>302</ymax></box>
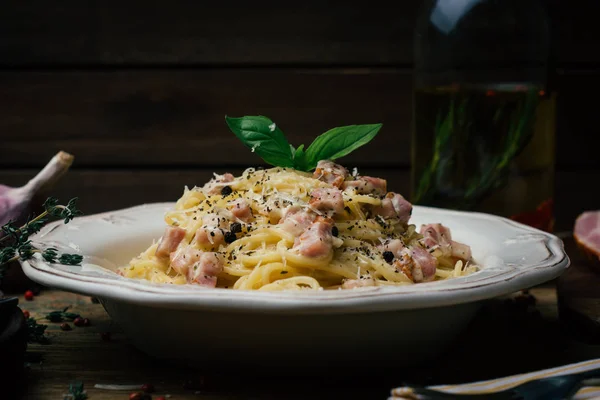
<box><xmin>7</xmin><ymin>237</ymin><xmax>600</xmax><ymax>400</ymax></box>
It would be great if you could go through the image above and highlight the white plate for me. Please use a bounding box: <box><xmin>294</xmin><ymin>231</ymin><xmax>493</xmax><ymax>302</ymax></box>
<box><xmin>20</xmin><ymin>202</ymin><xmax>569</xmax><ymax>369</ymax></box>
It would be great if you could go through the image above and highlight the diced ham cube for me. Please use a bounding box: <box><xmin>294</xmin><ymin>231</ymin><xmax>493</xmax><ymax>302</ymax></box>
<box><xmin>420</xmin><ymin>223</ymin><xmax>452</xmax><ymax>256</ymax></box>
<box><xmin>293</xmin><ymin>216</ymin><xmax>334</xmax><ymax>258</ymax></box>
<box><xmin>393</xmin><ymin>246</ymin><xmax>438</xmax><ymax>283</ymax></box>
<box><xmin>342</xmin><ymin>277</ymin><xmax>375</xmax><ymax>289</ymax></box>
<box><xmin>371</xmin><ymin>193</ymin><xmax>413</xmax><ymax>224</ymax></box>
<box><xmin>194</xmin><ymin>227</ymin><xmax>224</xmax><ymax>248</ymax></box>
<box><xmin>410</xmin><ymin>246</ymin><xmax>438</xmax><ymax>282</ymax></box>
<box><xmin>169</xmin><ymin>246</ymin><xmax>203</xmax><ymax>275</ymax></box>
<box><xmin>279</xmin><ymin>206</ymin><xmax>316</xmax><ymax>236</ymax></box>
<box><xmin>451</xmin><ymin>241</ymin><xmax>472</xmax><ymax>260</ymax></box>
<box><xmin>342</xmin><ymin>176</ymin><xmax>387</xmax><ymax>197</ymax></box>
<box><xmin>155</xmin><ymin>226</ymin><xmax>186</xmax><ymax>259</ymax></box>
<box><xmin>309</xmin><ymin>187</ymin><xmax>344</xmax><ymax>216</ymax></box>
<box><xmin>187</xmin><ymin>252</ymin><xmax>224</xmax><ymax>287</ymax></box>
<box><xmin>203</xmin><ymin>173</ymin><xmax>234</xmax><ymax>195</ymax></box>
<box><xmin>420</xmin><ymin>223</ymin><xmax>472</xmax><ymax>261</ymax></box>
<box><xmin>378</xmin><ymin>238</ymin><xmax>405</xmax><ymax>258</ymax></box>
<box><xmin>229</xmin><ymin>198</ymin><xmax>252</xmax><ymax>222</ymax></box>
<box><xmin>313</xmin><ymin>160</ymin><xmax>349</xmax><ymax>188</ymax></box>
<box><xmin>194</xmin><ymin>213</ymin><xmax>227</xmax><ymax>248</ymax></box>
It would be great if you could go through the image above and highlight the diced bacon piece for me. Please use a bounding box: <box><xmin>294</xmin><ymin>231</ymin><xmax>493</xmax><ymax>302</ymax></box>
<box><xmin>451</xmin><ymin>241</ymin><xmax>472</xmax><ymax>260</ymax></box>
<box><xmin>342</xmin><ymin>277</ymin><xmax>375</xmax><ymax>289</ymax></box>
<box><xmin>169</xmin><ymin>246</ymin><xmax>203</xmax><ymax>275</ymax></box>
<box><xmin>155</xmin><ymin>226</ymin><xmax>186</xmax><ymax>259</ymax></box>
<box><xmin>342</xmin><ymin>176</ymin><xmax>387</xmax><ymax>197</ymax></box>
<box><xmin>313</xmin><ymin>160</ymin><xmax>349</xmax><ymax>188</ymax></box>
<box><xmin>378</xmin><ymin>238</ymin><xmax>405</xmax><ymax>258</ymax></box>
<box><xmin>187</xmin><ymin>252</ymin><xmax>224</xmax><ymax>287</ymax></box>
<box><xmin>194</xmin><ymin>227</ymin><xmax>224</xmax><ymax>248</ymax></box>
<box><xmin>229</xmin><ymin>198</ymin><xmax>252</xmax><ymax>222</ymax></box>
<box><xmin>309</xmin><ymin>187</ymin><xmax>344</xmax><ymax>216</ymax></box>
<box><xmin>419</xmin><ymin>223</ymin><xmax>472</xmax><ymax>261</ymax></box>
<box><xmin>194</xmin><ymin>212</ymin><xmax>227</xmax><ymax>248</ymax></box>
<box><xmin>293</xmin><ymin>216</ymin><xmax>334</xmax><ymax>258</ymax></box>
<box><xmin>420</xmin><ymin>223</ymin><xmax>452</xmax><ymax>256</ymax></box>
<box><xmin>411</xmin><ymin>246</ymin><xmax>438</xmax><ymax>282</ymax></box>
<box><xmin>393</xmin><ymin>246</ymin><xmax>438</xmax><ymax>283</ymax></box>
<box><xmin>371</xmin><ymin>193</ymin><xmax>413</xmax><ymax>224</ymax></box>
<box><xmin>279</xmin><ymin>206</ymin><xmax>316</xmax><ymax>236</ymax></box>
<box><xmin>203</xmin><ymin>173</ymin><xmax>234</xmax><ymax>195</ymax></box>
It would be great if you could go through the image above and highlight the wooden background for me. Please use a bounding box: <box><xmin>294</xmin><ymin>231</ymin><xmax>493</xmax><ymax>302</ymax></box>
<box><xmin>1</xmin><ymin>1</ymin><xmax>599</xmax><ymax>231</ymax></box>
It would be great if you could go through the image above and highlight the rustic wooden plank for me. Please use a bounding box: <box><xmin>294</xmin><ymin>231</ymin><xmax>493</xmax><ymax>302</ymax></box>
<box><xmin>0</xmin><ymin>168</ymin><xmax>593</xmax><ymax>232</ymax></box>
<box><xmin>547</xmin><ymin>0</ymin><xmax>600</xmax><ymax>65</ymax></box>
<box><xmin>1</xmin><ymin>69</ymin><xmax>599</xmax><ymax>169</ymax></box>
<box><xmin>0</xmin><ymin>2</ymin><xmax>597</xmax><ymax>66</ymax></box>
<box><xmin>0</xmin><ymin>2</ymin><xmax>419</xmax><ymax>66</ymax></box>
<box><xmin>555</xmin><ymin>71</ymin><xmax>600</xmax><ymax>168</ymax></box>
<box><xmin>0</xmin><ymin>69</ymin><xmax>412</xmax><ymax>168</ymax></box>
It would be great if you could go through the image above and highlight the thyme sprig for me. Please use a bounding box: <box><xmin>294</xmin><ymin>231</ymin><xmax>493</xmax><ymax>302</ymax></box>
<box><xmin>26</xmin><ymin>317</ymin><xmax>50</xmax><ymax>344</ymax></box>
<box><xmin>0</xmin><ymin>197</ymin><xmax>84</xmax><ymax>278</ymax></box>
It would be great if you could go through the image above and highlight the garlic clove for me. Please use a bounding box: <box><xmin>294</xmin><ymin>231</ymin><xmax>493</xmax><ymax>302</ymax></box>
<box><xmin>0</xmin><ymin>151</ymin><xmax>74</xmax><ymax>227</ymax></box>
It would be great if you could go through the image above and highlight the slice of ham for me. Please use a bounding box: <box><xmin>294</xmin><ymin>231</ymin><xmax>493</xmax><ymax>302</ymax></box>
<box><xmin>419</xmin><ymin>223</ymin><xmax>472</xmax><ymax>261</ymax></box>
<box><xmin>309</xmin><ymin>187</ymin><xmax>344</xmax><ymax>216</ymax></box>
<box><xmin>393</xmin><ymin>246</ymin><xmax>437</xmax><ymax>283</ymax></box>
<box><xmin>155</xmin><ymin>226</ymin><xmax>186</xmax><ymax>258</ymax></box>
<box><xmin>574</xmin><ymin>210</ymin><xmax>600</xmax><ymax>265</ymax></box>
<box><xmin>228</xmin><ymin>198</ymin><xmax>252</xmax><ymax>222</ymax></box>
<box><xmin>279</xmin><ymin>206</ymin><xmax>316</xmax><ymax>236</ymax></box>
<box><xmin>342</xmin><ymin>176</ymin><xmax>387</xmax><ymax>197</ymax></box>
<box><xmin>293</xmin><ymin>216</ymin><xmax>334</xmax><ymax>258</ymax></box>
<box><xmin>371</xmin><ymin>192</ymin><xmax>413</xmax><ymax>224</ymax></box>
<box><xmin>313</xmin><ymin>160</ymin><xmax>349</xmax><ymax>188</ymax></box>
<box><xmin>187</xmin><ymin>252</ymin><xmax>224</xmax><ymax>287</ymax></box>
<box><xmin>203</xmin><ymin>173</ymin><xmax>234</xmax><ymax>195</ymax></box>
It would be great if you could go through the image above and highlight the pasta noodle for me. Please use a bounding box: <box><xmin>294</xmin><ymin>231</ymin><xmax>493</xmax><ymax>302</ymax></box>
<box><xmin>119</xmin><ymin>161</ymin><xmax>478</xmax><ymax>290</ymax></box>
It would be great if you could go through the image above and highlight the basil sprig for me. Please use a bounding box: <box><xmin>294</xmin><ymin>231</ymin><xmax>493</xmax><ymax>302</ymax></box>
<box><xmin>225</xmin><ymin>115</ymin><xmax>382</xmax><ymax>171</ymax></box>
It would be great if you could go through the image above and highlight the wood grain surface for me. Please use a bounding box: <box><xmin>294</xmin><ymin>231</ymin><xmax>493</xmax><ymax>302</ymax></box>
<box><xmin>0</xmin><ymin>69</ymin><xmax>598</xmax><ymax>169</ymax></box>
<box><xmin>0</xmin><ymin>1</ymin><xmax>597</xmax><ymax>66</ymax></box>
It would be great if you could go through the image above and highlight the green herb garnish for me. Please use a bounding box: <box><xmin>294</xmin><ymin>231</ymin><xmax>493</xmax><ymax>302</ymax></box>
<box><xmin>225</xmin><ymin>115</ymin><xmax>382</xmax><ymax>171</ymax></box>
<box><xmin>46</xmin><ymin>306</ymin><xmax>80</xmax><ymax>323</ymax></box>
<box><xmin>64</xmin><ymin>381</ymin><xmax>88</xmax><ymax>400</ymax></box>
<box><xmin>26</xmin><ymin>317</ymin><xmax>50</xmax><ymax>344</ymax></box>
<box><xmin>0</xmin><ymin>197</ymin><xmax>83</xmax><ymax>279</ymax></box>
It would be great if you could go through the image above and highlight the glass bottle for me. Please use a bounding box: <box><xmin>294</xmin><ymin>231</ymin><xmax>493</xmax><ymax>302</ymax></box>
<box><xmin>411</xmin><ymin>0</ymin><xmax>556</xmax><ymax>232</ymax></box>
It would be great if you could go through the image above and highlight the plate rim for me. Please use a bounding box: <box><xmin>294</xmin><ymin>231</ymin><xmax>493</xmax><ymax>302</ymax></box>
<box><xmin>20</xmin><ymin>202</ymin><xmax>570</xmax><ymax>315</ymax></box>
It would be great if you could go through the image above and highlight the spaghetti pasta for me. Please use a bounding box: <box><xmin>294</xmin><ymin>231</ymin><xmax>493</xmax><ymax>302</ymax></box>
<box><xmin>119</xmin><ymin>160</ymin><xmax>478</xmax><ymax>290</ymax></box>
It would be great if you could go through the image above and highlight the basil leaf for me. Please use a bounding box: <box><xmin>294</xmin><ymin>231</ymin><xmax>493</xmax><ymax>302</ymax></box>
<box><xmin>225</xmin><ymin>115</ymin><xmax>294</xmax><ymax>168</ymax></box>
<box><xmin>292</xmin><ymin>144</ymin><xmax>308</xmax><ymax>171</ymax></box>
<box><xmin>304</xmin><ymin>123</ymin><xmax>383</xmax><ymax>170</ymax></box>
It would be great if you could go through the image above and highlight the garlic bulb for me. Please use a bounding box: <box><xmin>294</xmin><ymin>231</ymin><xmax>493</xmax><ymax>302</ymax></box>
<box><xmin>0</xmin><ymin>151</ymin><xmax>74</xmax><ymax>227</ymax></box>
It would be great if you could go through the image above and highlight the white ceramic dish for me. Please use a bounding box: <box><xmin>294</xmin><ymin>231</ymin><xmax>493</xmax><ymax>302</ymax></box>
<box><xmin>20</xmin><ymin>202</ymin><xmax>569</xmax><ymax>369</ymax></box>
